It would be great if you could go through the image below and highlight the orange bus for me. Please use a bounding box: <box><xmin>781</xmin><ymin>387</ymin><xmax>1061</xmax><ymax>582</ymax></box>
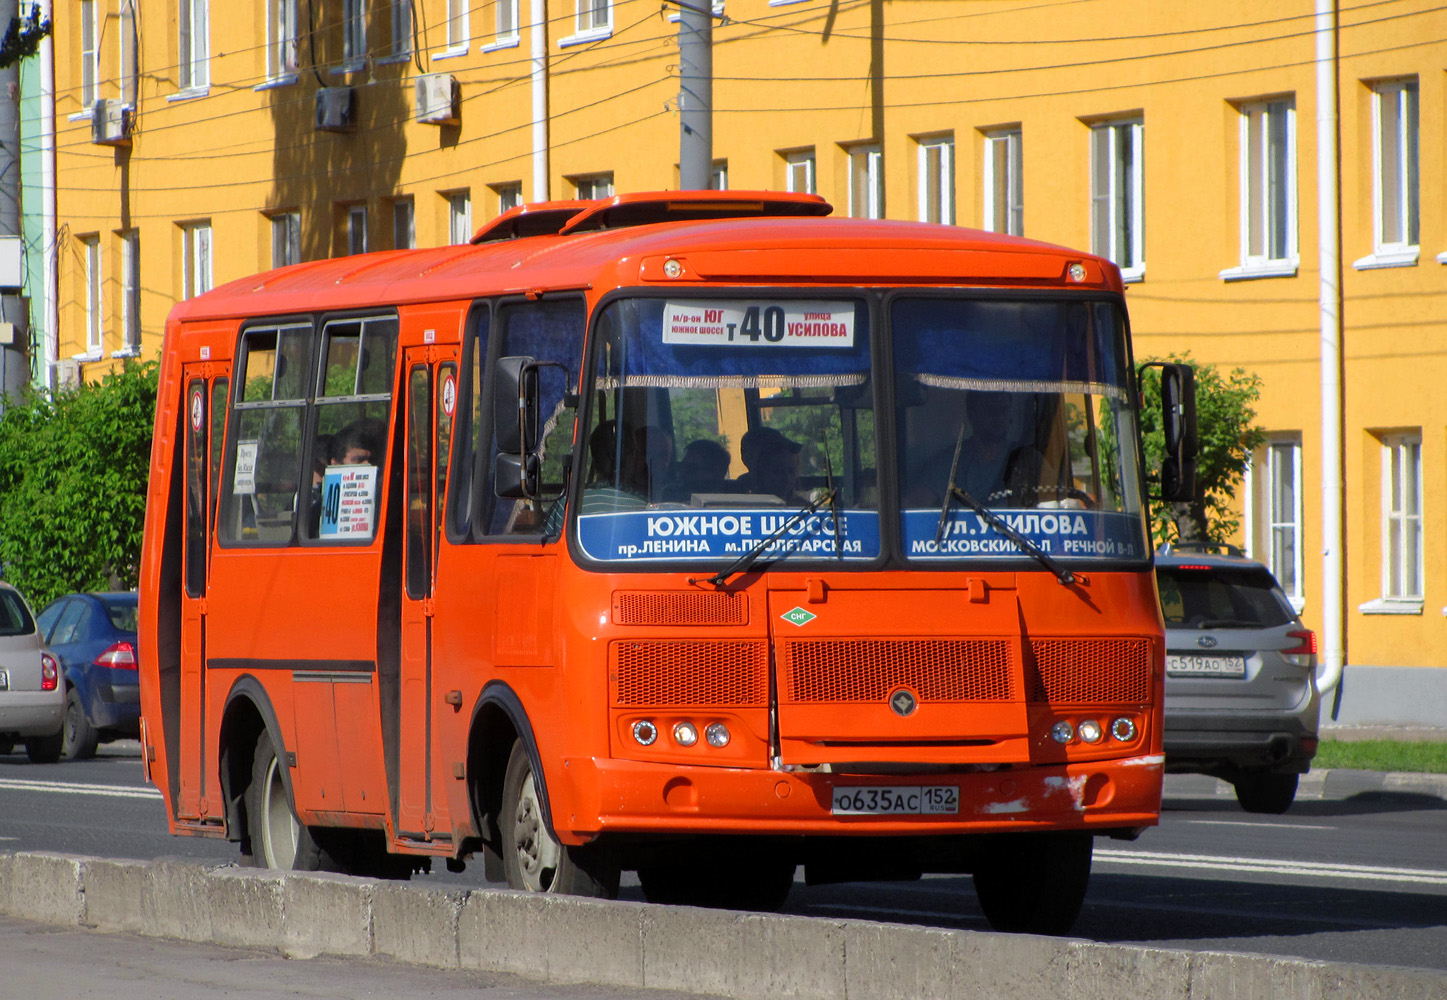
<box><xmin>139</xmin><ymin>191</ymin><xmax>1195</xmax><ymax>934</ymax></box>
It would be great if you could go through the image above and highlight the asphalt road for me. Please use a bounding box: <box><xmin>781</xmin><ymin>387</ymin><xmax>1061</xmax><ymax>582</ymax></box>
<box><xmin>3</xmin><ymin>743</ymin><xmax>1445</xmax><ymax>973</ymax></box>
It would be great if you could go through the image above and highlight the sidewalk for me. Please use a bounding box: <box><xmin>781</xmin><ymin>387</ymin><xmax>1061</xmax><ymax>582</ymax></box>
<box><xmin>1319</xmin><ymin>723</ymin><xmax>1447</xmax><ymax>743</ymax></box>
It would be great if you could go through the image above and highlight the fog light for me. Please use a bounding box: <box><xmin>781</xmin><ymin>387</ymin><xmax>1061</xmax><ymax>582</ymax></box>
<box><xmin>1050</xmin><ymin>721</ymin><xmax>1075</xmax><ymax>744</ymax></box>
<box><xmin>632</xmin><ymin>720</ymin><xmax>658</xmax><ymax>746</ymax></box>
<box><xmin>663</xmin><ymin>258</ymin><xmax>684</xmax><ymax>279</ymax></box>
<box><xmin>1078</xmin><ymin>719</ymin><xmax>1103</xmax><ymax>743</ymax></box>
<box><xmin>673</xmin><ymin>722</ymin><xmax>699</xmax><ymax>747</ymax></box>
<box><xmin>705</xmin><ymin>723</ymin><xmax>731</xmax><ymax>748</ymax></box>
<box><xmin>1110</xmin><ymin>716</ymin><xmax>1137</xmax><ymax>741</ymax></box>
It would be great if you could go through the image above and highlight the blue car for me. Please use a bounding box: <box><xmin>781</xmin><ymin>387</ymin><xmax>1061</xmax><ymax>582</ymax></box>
<box><xmin>34</xmin><ymin>593</ymin><xmax>140</xmax><ymax>760</ymax></box>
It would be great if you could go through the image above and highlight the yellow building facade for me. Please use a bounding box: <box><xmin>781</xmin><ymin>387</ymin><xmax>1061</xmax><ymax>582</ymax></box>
<box><xmin>48</xmin><ymin>0</ymin><xmax>1447</xmax><ymax>719</ymax></box>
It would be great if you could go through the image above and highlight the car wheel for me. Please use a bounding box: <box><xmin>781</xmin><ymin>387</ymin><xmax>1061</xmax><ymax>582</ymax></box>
<box><xmin>245</xmin><ymin>730</ymin><xmax>325</xmax><ymax>871</ymax></box>
<box><xmin>637</xmin><ymin>861</ymin><xmax>796</xmax><ymax>912</ymax></box>
<box><xmin>1233</xmin><ymin>771</ymin><xmax>1298</xmax><ymax>814</ymax></box>
<box><xmin>25</xmin><ymin>732</ymin><xmax>64</xmax><ymax>764</ymax></box>
<box><xmin>499</xmin><ymin>740</ymin><xmax>617</xmax><ymax>897</ymax></box>
<box><xmin>62</xmin><ymin>690</ymin><xmax>100</xmax><ymax>760</ymax></box>
<box><xmin>972</xmin><ymin>831</ymin><xmax>1093</xmax><ymax>935</ymax></box>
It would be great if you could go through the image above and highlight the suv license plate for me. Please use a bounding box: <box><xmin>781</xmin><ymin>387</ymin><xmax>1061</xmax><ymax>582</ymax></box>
<box><xmin>1166</xmin><ymin>654</ymin><xmax>1247</xmax><ymax>678</ymax></box>
<box><xmin>832</xmin><ymin>785</ymin><xmax>959</xmax><ymax>816</ymax></box>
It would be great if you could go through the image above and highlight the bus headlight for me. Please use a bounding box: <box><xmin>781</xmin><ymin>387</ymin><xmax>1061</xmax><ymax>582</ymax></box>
<box><xmin>632</xmin><ymin>720</ymin><xmax>658</xmax><ymax>746</ymax></box>
<box><xmin>1050</xmin><ymin>721</ymin><xmax>1075</xmax><ymax>744</ymax></box>
<box><xmin>1110</xmin><ymin>716</ymin><xmax>1138</xmax><ymax>741</ymax></box>
<box><xmin>705</xmin><ymin>723</ymin><xmax>730</xmax><ymax>748</ymax></box>
<box><xmin>1077</xmin><ymin>719</ymin><xmax>1103</xmax><ymax>743</ymax></box>
<box><xmin>673</xmin><ymin>722</ymin><xmax>699</xmax><ymax>747</ymax></box>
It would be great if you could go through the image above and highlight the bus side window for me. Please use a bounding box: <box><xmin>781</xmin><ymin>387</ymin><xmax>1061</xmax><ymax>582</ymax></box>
<box><xmin>447</xmin><ymin>306</ymin><xmax>489</xmax><ymax>542</ymax></box>
<box><xmin>219</xmin><ymin>324</ymin><xmax>312</xmax><ymax>545</ymax></box>
<box><xmin>481</xmin><ymin>298</ymin><xmax>583</xmax><ymax>537</ymax></box>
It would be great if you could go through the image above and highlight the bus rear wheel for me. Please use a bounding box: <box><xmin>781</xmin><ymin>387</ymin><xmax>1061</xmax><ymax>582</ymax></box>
<box><xmin>246</xmin><ymin>730</ymin><xmax>325</xmax><ymax>871</ymax></box>
<box><xmin>971</xmin><ymin>831</ymin><xmax>1092</xmax><ymax>935</ymax></box>
<box><xmin>499</xmin><ymin>740</ymin><xmax>617</xmax><ymax>897</ymax></box>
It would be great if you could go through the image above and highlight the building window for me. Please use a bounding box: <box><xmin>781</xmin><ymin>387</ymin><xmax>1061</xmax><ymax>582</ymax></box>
<box><xmin>784</xmin><ymin>150</ymin><xmax>815</xmax><ymax>195</ymax></box>
<box><xmin>711</xmin><ymin>160</ymin><xmax>728</xmax><ymax>191</ymax></box>
<box><xmin>267</xmin><ymin>0</ymin><xmax>298</xmax><ymax>80</ymax></box>
<box><xmin>1254</xmin><ymin>438</ymin><xmax>1303</xmax><ymax>607</ymax></box>
<box><xmin>121</xmin><ymin>232</ymin><xmax>141</xmax><ymax>351</ymax></box>
<box><xmin>917</xmin><ymin>135</ymin><xmax>954</xmax><ymax>225</ymax></box>
<box><xmin>82</xmin><ymin>236</ymin><xmax>102</xmax><ymax>355</ymax></box>
<box><xmin>81</xmin><ymin>0</ymin><xmax>99</xmax><ymax>107</ymax></box>
<box><xmin>342</xmin><ymin>0</ymin><xmax>367</xmax><ymax>69</ymax></box>
<box><xmin>1381</xmin><ymin>433</ymin><xmax>1423</xmax><ymax>603</ymax></box>
<box><xmin>271</xmin><ymin>212</ymin><xmax>301</xmax><ymax>267</ymax></box>
<box><xmin>348</xmin><ymin>205</ymin><xmax>368</xmax><ymax>255</ymax></box>
<box><xmin>448</xmin><ymin>192</ymin><xmax>472</xmax><ymax>244</ymax></box>
<box><xmin>495</xmin><ymin>0</ymin><xmax>518</xmax><ymax>42</ymax></box>
<box><xmin>576</xmin><ymin>0</ymin><xmax>611</xmax><ymax>34</ymax></box>
<box><xmin>183</xmin><ymin>223</ymin><xmax>213</xmax><ymax>299</ymax></box>
<box><xmin>1225</xmin><ymin>98</ymin><xmax>1296</xmax><ymax>278</ymax></box>
<box><xmin>389</xmin><ymin>0</ymin><xmax>412</xmax><ymax>58</ymax></box>
<box><xmin>119</xmin><ymin>0</ymin><xmax>138</xmax><ymax>105</ymax></box>
<box><xmin>1090</xmin><ymin>118</ymin><xmax>1144</xmax><ymax>280</ymax></box>
<box><xmin>1366</xmin><ymin>78</ymin><xmax>1419</xmax><ymax>265</ymax></box>
<box><xmin>847</xmin><ymin>143</ymin><xmax>883</xmax><ymax>220</ymax></box>
<box><xmin>392</xmin><ymin>199</ymin><xmax>415</xmax><ymax>249</ymax></box>
<box><xmin>493</xmin><ymin>183</ymin><xmax>523</xmax><ymax>214</ymax></box>
<box><xmin>446</xmin><ymin>0</ymin><xmax>469</xmax><ymax>50</ymax></box>
<box><xmin>572</xmin><ymin>173</ymin><xmax>614</xmax><ymax>199</ymax></box>
<box><xmin>179</xmin><ymin>0</ymin><xmax>209</xmax><ymax>91</ymax></box>
<box><xmin>983</xmin><ymin>128</ymin><xmax>1023</xmax><ymax>236</ymax></box>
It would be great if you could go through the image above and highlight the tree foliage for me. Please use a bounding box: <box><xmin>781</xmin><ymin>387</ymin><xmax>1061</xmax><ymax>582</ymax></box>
<box><xmin>1136</xmin><ymin>352</ymin><xmax>1267</xmax><ymax>547</ymax></box>
<box><xmin>0</xmin><ymin>4</ymin><xmax>51</xmax><ymax>68</ymax></box>
<box><xmin>0</xmin><ymin>361</ymin><xmax>158</xmax><ymax>607</ymax></box>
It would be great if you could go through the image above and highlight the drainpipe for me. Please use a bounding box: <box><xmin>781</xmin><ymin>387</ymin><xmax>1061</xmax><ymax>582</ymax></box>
<box><xmin>1316</xmin><ymin>0</ymin><xmax>1344</xmax><ymax>700</ymax></box>
<box><xmin>41</xmin><ymin>0</ymin><xmax>57</xmax><ymax>391</ymax></box>
<box><xmin>530</xmin><ymin>0</ymin><xmax>549</xmax><ymax>201</ymax></box>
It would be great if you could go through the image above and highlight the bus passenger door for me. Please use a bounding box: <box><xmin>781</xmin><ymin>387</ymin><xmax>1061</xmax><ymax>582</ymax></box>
<box><xmin>179</xmin><ymin>367</ymin><xmax>228</xmax><ymax>821</ymax></box>
<box><xmin>397</xmin><ymin>348</ymin><xmax>457</xmax><ymax>840</ymax></box>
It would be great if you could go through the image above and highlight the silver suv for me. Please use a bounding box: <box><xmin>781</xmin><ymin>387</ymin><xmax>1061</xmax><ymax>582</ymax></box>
<box><xmin>1155</xmin><ymin>544</ymin><xmax>1320</xmax><ymax>813</ymax></box>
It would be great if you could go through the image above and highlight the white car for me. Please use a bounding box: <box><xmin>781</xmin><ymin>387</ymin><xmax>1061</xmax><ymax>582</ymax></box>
<box><xmin>0</xmin><ymin>581</ymin><xmax>64</xmax><ymax>763</ymax></box>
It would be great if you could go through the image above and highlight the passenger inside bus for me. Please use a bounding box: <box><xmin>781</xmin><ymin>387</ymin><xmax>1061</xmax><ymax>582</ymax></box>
<box><xmin>307</xmin><ymin>418</ymin><xmax>385</xmax><ymax>534</ymax></box>
<box><xmin>665</xmin><ymin>438</ymin><xmax>732</xmax><ymax>501</ymax></box>
<box><xmin>903</xmin><ymin>390</ymin><xmax>1042</xmax><ymax>507</ymax></box>
<box><xmin>735</xmin><ymin>426</ymin><xmax>803</xmax><ymax>502</ymax></box>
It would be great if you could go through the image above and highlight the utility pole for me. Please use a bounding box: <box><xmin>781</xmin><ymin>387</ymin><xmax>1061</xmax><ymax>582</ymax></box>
<box><xmin>0</xmin><ymin>0</ymin><xmax>45</xmax><ymax>408</ymax></box>
<box><xmin>677</xmin><ymin>1</ymin><xmax>712</xmax><ymax>190</ymax></box>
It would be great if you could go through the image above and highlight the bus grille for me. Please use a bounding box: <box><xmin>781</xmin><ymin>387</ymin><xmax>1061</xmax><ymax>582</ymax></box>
<box><xmin>1027</xmin><ymin>637</ymin><xmax>1152</xmax><ymax>704</ymax></box>
<box><xmin>780</xmin><ymin>639</ymin><xmax>1015</xmax><ymax>703</ymax></box>
<box><xmin>611</xmin><ymin>590</ymin><xmax>748</xmax><ymax>626</ymax></box>
<box><xmin>613</xmin><ymin>640</ymin><xmax>769</xmax><ymax>706</ymax></box>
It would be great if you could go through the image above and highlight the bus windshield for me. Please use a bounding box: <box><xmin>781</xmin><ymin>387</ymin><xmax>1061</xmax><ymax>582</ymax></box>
<box><xmin>576</xmin><ymin>295</ymin><xmax>880</xmax><ymax>566</ymax></box>
<box><xmin>573</xmin><ymin>293</ymin><xmax>1148</xmax><ymax>569</ymax></box>
<box><xmin>893</xmin><ymin>296</ymin><xmax>1148</xmax><ymax>565</ymax></box>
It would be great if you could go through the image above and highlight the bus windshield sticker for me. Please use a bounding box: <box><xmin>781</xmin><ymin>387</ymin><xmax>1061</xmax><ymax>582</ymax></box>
<box><xmin>319</xmin><ymin>464</ymin><xmax>380</xmax><ymax>537</ymax></box>
<box><xmin>576</xmin><ymin>507</ymin><xmax>880</xmax><ymax>563</ymax></box>
<box><xmin>904</xmin><ymin>508</ymin><xmax>1146</xmax><ymax>562</ymax></box>
<box><xmin>233</xmin><ymin>440</ymin><xmax>259</xmax><ymax>495</ymax></box>
<box><xmin>661</xmin><ymin>301</ymin><xmax>855</xmax><ymax>348</ymax></box>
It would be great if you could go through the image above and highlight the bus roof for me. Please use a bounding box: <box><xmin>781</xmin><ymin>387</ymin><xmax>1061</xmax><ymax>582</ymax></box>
<box><xmin>169</xmin><ymin>194</ymin><xmax>1122</xmax><ymax>325</ymax></box>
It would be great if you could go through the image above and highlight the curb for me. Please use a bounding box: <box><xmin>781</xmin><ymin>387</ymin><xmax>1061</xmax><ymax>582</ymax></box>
<box><xmin>2</xmin><ymin>851</ymin><xmax>1444</xmax><ymax>999</ymax></box>
<box><xmin>1165</xmin><ymin>768</ymin><xmax>1447</xmax><ymax>802</ymax></box>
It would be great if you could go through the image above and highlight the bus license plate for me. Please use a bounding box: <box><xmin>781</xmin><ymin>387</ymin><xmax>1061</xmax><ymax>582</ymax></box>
<box><xmin>1166</xmin><ymin>654</ymin><xmax>1247</xmax><ymax>678</ymax></box>
<box><xmin>832</xmin><ymin>785</ymin><xmax>959</xmax><ymax>816</ymax></box>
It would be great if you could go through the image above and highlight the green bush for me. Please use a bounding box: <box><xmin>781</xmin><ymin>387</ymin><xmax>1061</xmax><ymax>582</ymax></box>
<box><xmin>0</xmin><ymin>360</ymin><xmax>158</xmax><ymax>607</ymax></box>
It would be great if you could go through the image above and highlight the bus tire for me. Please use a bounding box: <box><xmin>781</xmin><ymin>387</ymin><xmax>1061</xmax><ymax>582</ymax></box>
<box><xmin>499</xmin><ymin>740</ymin><xmax>617</xmax><ymax>897</ymax></box>
<box><xmin>245</xmin><ymin>730</ymin><xmax>325</xmax><ymax>871</ymax></box>
<box><xmin>637</xmin><ymin>861</ymin><xmax>795</xmax><ymax>912</ymax></box>
<box><xmin>971</xmin><ymin>831</ymin><xmax>1092</xmax><ymax>935</ymax></box>
<box><xmin>1233</xmin><ymin>771</ymin><xmax>1298</xmax><ymax>814</ymax></box>
<box><xmin>63</xmin><ymin>689</ymin><xmax>100</xmax><ymax>760</ymax></box>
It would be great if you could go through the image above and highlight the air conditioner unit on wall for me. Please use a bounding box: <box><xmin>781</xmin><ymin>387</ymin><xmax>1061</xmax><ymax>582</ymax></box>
<box><xmin>414</xmin><ymin>73</ymin><xmax>460</xmax><ymax>126</ymax></box>
<box><xmin>91</xmin><ymin>98</ymin><xmax>133</xmax><ymax>146</ymax></box>
<box><xmin>315</xmin><ymin>87</ymin><xmax>355</xmax><ymax>132</ymax></box>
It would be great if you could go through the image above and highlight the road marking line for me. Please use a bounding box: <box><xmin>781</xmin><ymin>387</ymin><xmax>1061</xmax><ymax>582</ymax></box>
<box><xmin>0</xmin><ymin>778</ymin><xmax>162</xmax><ymax>801</ymax></box>
<box><xmin>1097</xmin><ymin>848</ymin><xmax>1447</xmax><ymax>886</ymax></box>
<box><xmin>1183</xmin><ymin>819</ymin><xmax>1337</xmax><ymax>831</ymax></box>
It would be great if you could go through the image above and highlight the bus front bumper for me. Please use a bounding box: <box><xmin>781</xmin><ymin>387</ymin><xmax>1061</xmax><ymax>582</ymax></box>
<box><xmin>553</xmin><ymin>753</ymin><xmax>1164</xmax><ymax>844</ymax></box>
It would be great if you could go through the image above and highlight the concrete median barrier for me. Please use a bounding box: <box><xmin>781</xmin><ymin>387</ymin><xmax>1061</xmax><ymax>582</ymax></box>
<box><xmin>1</xmin><ymin>849</ymin><xmax>1443</xmax><ymax>1000</ymax></box>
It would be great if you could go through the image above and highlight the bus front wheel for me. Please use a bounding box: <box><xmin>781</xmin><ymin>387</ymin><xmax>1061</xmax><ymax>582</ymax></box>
<box><xmin>499</xmin><ymin>740</ymin><xmax>617</xmax><ymax>898</ymax></box>
<box><xmin>246</xmin><ymin>730</ymin><xmax>325</xmax><ymax>871</ymax></box>
<box><xmin>971</xmin><ymin>831</ymin><xmax>1093</xmax><ymax>935</ymax></box>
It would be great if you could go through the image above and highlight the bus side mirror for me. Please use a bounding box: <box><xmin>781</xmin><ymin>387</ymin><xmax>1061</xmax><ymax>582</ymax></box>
<box><xmin>494</xmin><ymin>355</ymin><xmax>539</xmax><ymax>455</ymax></box>
<box><xmin>494</xmin><ymin>452</ymin><xmax>540</xmax><ymax>499</ymax></box>
<box><xmin>1149</xmin><ymin>362</ymin><xmax>1198</xmax><ymax>502</ymax></box>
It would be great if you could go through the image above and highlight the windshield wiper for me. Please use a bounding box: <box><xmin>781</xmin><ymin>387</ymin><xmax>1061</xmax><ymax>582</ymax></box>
<box><xmin>691</xmin><ymin>487</ymin><xmax>838</xmax><ymax>588</ymax></box>
<box><xmin>933</xmin><ymin>422</ymin><xmax>1076</xmax><ymax>586</ymax></box>
<box><xmin>823</xmin><ymin>433</ymin><xmax>843</xmax><ymax>558</ymax></box>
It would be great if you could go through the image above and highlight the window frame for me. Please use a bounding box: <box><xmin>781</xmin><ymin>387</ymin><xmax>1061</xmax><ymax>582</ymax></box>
<box><xmin>916</xmin><ymin>134</ymin><xmax>954</xmax><ymax>226</ymax></box>
<box><xmin>445</xmin><ymin>0</ymin><xmax>469</xmax><ymax>53</ymax></box>
<box><xmin>82</xmin><ymin>235</ymin><xmax>102</xmax><ymax>356</ymax></box>
<box><xmin>183</xmin><ymin>223</ymin><xmax>213</xmax><ymax>299</ymax></box>
<box><xmin>982</xmin><ymin>128</ymin><xmax>1023</xmax><ymax>237</ymax></box>
<box><xmin>448</xmin><ymin>191</ymin><xmax>472</xmax><ymax>245</ymax></box>
<box><xmin>493</xmin><ymin>183</ymin><xmax>523</xmax><ymax>214</ymax></box>
<box><xmin>846</xmin><ymin>143</ymin><xmax>884</xmax><ymax>220</ymax></box>
<box><xmin>1089</xmin><ymin>117</ymin><xmax>1144</xmax><ymax>282</ymax></box>
<box><xmin>1379</xmin><ymin>432</ymin><xmax>1424</xmax><ymax>606</ymax></box>
<box><xmin>347</xmin><ymin>204</ymin><xmax>368</xmax><ymax>256</ymax></box>
<box><xmin>340</xmin><ymin>0</ymin><xmax>367</xmax><ymax>71</ymax></box>
<box><xmin>572</xmin><ymin>173</ymin><xmax>615</xmax><ymax>200</ymax></box>
<box><xmin>120</xmin><ymin>231</ymin><xmax>141</xmax><ymax>352</ymax></box>
<box><xmin>1222</xmin><ymin>97</ymin><xmax>1297</xmax><ymax>280</ymax></box>
<box><xmin>271</xmin><ymin>211</ymin><xmax>301</xmax><ymax>268</ymax></box>
<box><xmin>1247</xmin><ymin>436</ymin><xmax>1304</xmax><ymax>612</ymax></box>
<box><xmin>392</xmin><ymin>198</ymin><xmax>416</xmax><ymax>250</ymax></box>
<box><xmin>267</xmin><ymin>0</ymin><xmax>299</xmax><ymax>82</ymax></box>
<box><xmin>784</xmin><ymin>150</ymin><xmax>815</xmax><ymax>195</ymax></box>
<box><xmin>388</xmin><ymin>0</ymin><xmax>412</xmax><ymax>60</ymax></box>
<box><xmin>178</xmin><ymin>0</ymin><xmax>209</xmax><ymax>92</ymax></box>
<box><xmin>81</xmin><ymin>0</ymin><xmax>100</xmax><ymax>108</ymax></box>
<box><xmin>1357</xmin><ymin>78</ymin><xmax>1419</xmax><ymax>269</ymax></box>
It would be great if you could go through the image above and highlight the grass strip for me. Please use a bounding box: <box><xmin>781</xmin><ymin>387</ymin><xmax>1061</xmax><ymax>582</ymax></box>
<box><xmin>1314</xmin><ymin>739</ymin><xmax>1447</xmax><ymax>774</ymax></box>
